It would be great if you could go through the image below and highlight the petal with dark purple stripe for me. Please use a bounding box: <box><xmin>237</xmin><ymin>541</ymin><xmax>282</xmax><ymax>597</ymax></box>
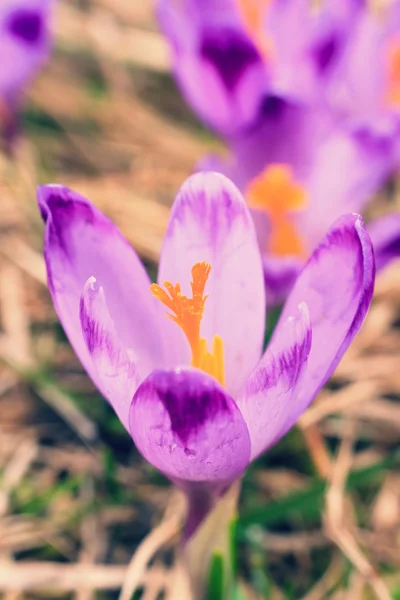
<box><xmin>200</xmin><ymin>27</ymin><xmax>260</xmax><ymax>91</ymax></box>
<box><xmin>275</xmin><ymin>214</ymin><xmax>375</xmax><ymax>439</ymax></box>
<box><xmin>80</xmin><ymin>277</ymin><xmax>139</xmax><ymax>431</ymax></box>
<box><xmin>157</xmin><ymin>0</ymin><xmax>267</xmax><ymax>135</ymax></box>
<box><xmin>37</xmin><ymin>185</ymin><xmax>178</xmax><ymax>389</ymax></box>
<box><xmin>129</xmin><ymin>368</ymin><xmax>251</xmax><ymax>487</ymax></box>
<box><xmin>158</xmin><ymin>172</ymin><xmax>265</xmax><ymax>396</ymax></box>
<box><xmin>238</xmin><ymin>303</ymin><xmax>311</xmax><ymax>459</ymax></box>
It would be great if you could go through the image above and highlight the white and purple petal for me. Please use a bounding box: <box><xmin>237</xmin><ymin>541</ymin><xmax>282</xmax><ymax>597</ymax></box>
<box><xmin>80</xmin><ymin>277</ymin><xmax>139</xmax><ymax>431</ymax></box>
<box><xmin>37</xmin><ymin>185</ymin><xmax>176</xmax><ymax>389</ymax></box>
<box><xmin>265</xmin><ymin>0</ymin><xmax>362</xmax><ymax>101</ymax></box>
<box><xmin>275</xmin><ymin>213</ymin><xmax>374</xmax><ymax>438</ymax></box>
<box><xmin>158</xmin><ymin>172</ymin><xmax>266</xmax><ymax>395</ymax></box>
<box><xmin>299</xmin><ymin>129</ymin><xmax>395</xmax><ymax>249</ymax></box>
<box><xmin>326</xmin><ymin>2</ymin><xmax>400</xmax><ymax>135</ymax></box>
<box><xmin>129</xmin><ymin>367</ymin><xmax>251</xmax><ymax>488</ymax></box>
<box><xmin>237</xmin><ymin>302</ymin><xmax>311</xmax><ymax>460</ymax></box>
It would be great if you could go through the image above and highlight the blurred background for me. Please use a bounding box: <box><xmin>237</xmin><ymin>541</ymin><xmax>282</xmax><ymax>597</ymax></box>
<box><xmin>0</xmin><ymin>1</ymin><xmax>400</xmax><ymax>598</ymax></box>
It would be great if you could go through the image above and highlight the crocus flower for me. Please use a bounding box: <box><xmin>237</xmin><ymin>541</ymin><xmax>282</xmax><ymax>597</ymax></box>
<box><xmin>0</xmin><ymin>0</ymin><xmax>54</xmax><ymax>143</ymax></box>
<box><xmin>38</xmin><ymin>172</ymin><xmax>374</xmax><ymax>536</ymax></box>
<box><xmin>157</xmin><ymin>0</ymin><xmax>361</xmax><ymax>137</ymax></box>
<box><xmin>201</xmin><ymin>100</ymin><xmax>400</xmax><ymax>304</ymax></box>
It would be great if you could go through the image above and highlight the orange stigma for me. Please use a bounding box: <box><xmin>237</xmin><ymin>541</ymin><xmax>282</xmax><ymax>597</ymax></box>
<box><xmin>386</xmin><ymin>37</ymin><xmax>400</xmax><ymax>108</ymax></box>
<box><xmin>246</xmin><ymin>164</ymin><xmax>308</xmax><ymax>258</ymax></box>
<box><xmin>150</xmin><ymin>262</ymin><xmax>225</xmax><ymax>386</ymax></box>
<box><xmin>236</xmin><ymin>0</ymin><xmax>274</xmax><ymax>61</ymax></box>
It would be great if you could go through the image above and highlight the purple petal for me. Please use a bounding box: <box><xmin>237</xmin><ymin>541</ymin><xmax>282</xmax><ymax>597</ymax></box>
<box><xmin>200</xmin><ymin>27</ymin><xmax>260</xmax><ymax>91</ymax></box>
<box><xmin>275</xmin><ymin>214</ymin><xmax>374</xmax><ymax>438</ymax></box>
<box><xmin>38</xmin><ymin>185</ymin><xmax>175</xmax><ymax>386</ymax></box>
<box><xmin>80</xmin><ymin>277</ymin><xmax>139</xmax><ymax>431</ymax></box>
<box><xmin>265</xmin><ymin>0</ymin><xmax>361</xmax><ymax>101</ymax></box>
<box><xmin>158</xmin><ymin>172</ymin><xmax>266</xmax><ymax>395</ymax></box>
<box><xmin>0</xmin><ymin>0</ymin><xmax>53</xmax><ymax>102</ymax></box>
<box><xmin>368</xmin><ymin>213</ymin><xmax>400</xmax><ymax>272</ymax></box>
<box><xmin>157</xmin><ymin>0</ymin><xmax>267</xmax><ymax>136</ymax></box>
<box><xmin>129</xmin><ymin>367</ymin><xmax>251</xmax><ymax>488</ymax></box>
<box><xmin>299</xmin><ymin>128</ymin><xmax>394</xmax><ymax>250</ymax></box>
<box><xmin>238</xmin><ymin>303</ymin><xmax>311</xmax><ymax>460</ymax></box>
<box><xmin>326</xmin><ymin>5</ymin><xmax>400</xmax><ymax>130</ymax></box>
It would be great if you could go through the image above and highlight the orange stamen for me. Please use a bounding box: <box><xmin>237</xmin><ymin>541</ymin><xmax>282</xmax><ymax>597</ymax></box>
<box><xmin>236</xmin><ymin>0</ymin><xmax>274</xmax><ymax>61</ymax></box>
<box><xmin>150</xmin><ymin>262</ymin><xmax>225</xmax><ymax>386</ymax></box>
<box><xmin>386</xmin><ymin>37</ymin><xmax>400</xmax><ymax>108</ymax></box>
<box><xmin>246</xmin><ymin>164</ymin><xmax>308</xmax><ymax>258</ymax></box>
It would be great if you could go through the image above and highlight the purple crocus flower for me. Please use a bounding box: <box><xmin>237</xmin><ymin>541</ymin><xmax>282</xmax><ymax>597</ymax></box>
<box><xmin>0</xmin><ymin>0</ymin><xmax>54</xmax><ymax>142</ymax></box>
<box><xmin>157</xmin><ymin>0</ymin><xmax>361</xmax><ymax>137</ymax></box>
<box><xmin>201</xmin><ymin>100</ymin><xmax>399</xmax><ymax>304</ymax></box>
<box><xmin>38</xmin><ymin>172</ymin><xmax>374</xmax><ymax>535</ymax></box>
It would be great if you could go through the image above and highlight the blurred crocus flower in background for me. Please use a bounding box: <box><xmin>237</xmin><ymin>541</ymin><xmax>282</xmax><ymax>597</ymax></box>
<box><xmin>202</xmin><ymin>102</ymin><xmax>400</xmax><ymax>303</ymax></box>
<box><xmin>157</xmin><ymin>0</ymin><xmax>361</xmax><ymax>137</ymax></box>
<box><xmin>38</xmin><ymin>172</ymin><xmax>374</xmax><ymax>544</ymax></box>
<box><xmin>0</xmin><ymin>0</ymin><xmax>54</xmax><ymax>145</ymax></box>
<box><xmin>159</xmin><ymin>0</ymin><xmax>400</xmax><ymax>303</ymax></box>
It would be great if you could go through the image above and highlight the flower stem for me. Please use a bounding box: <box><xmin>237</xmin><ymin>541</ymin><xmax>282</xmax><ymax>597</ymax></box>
<box><xmin>183</xmin><ymin>481</ymin><xmax>241</xmax><ymax>600</ymax></box>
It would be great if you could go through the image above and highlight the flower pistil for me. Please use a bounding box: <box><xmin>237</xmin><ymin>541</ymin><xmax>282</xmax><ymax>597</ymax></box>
<box><xmin>151</xmin><ymin>262</ymin><xmax>225</xmax><ymax>386</ymax></box>
<box><xmin>246</xmin><ymin>164</ymin><xmax>308</xmax><ymax>258</ymax></box>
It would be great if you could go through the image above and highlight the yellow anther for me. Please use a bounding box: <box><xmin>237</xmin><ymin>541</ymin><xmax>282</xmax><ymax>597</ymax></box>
<box><xmin>246</xmin><ymin>164</ymin><xmax>308</xmax><ymax>258</ymax></box>
<box><xmin>150</xmin><ymin>262</ymin><xmax>225</xmax><ymax>386</ymax></box>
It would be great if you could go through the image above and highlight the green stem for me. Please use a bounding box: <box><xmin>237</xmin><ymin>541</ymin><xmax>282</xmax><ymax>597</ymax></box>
<box><xmin>183</xmin><ymin>482</ymin><xmax>240</xmax><ymax>600</ymax></box>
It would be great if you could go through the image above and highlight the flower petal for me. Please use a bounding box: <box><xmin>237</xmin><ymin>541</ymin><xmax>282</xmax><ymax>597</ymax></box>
<box><xmin>157</xmin><ymin>0</ymin><xmax>267</xmax><ymax>136</ymax></box>
<box><xmin>237</xmin><ymin>303</ymin><xmax>311</xmax><ymax>460</ymax></box>
<box><xmin>158</xmin><ymin>172</ymin><xmax>266</xmax><ymax>395</ymax></box>
<box><xmin>276</xmin><ymin>214</ymin><xmax>374</xmax><ymax>438</ymax></box>
<box><xmin>80</xmin><ymin>277</ymin><xmax>139</xmax><ymax>431</ymax></box>
<box><xmin>129</xmin><ymin>367</ymin><xmax>251</xmax><ymax>487</ymax></box>
<box><xmin>299</xmin><ymin>129</ymin><xmax>394</xmax><ymax>249</ymax></box>
<box><xmin>38</xmin><ymin>184</ymin><xmax>173</xmax><ymax>383</ymax></box>
<box><xmin>266</xmin><ymin>0</ymin><xmax>361</xmax><ymax>100</ymax></box>
<box><xmin>0</xmin><ymin>0</ymin><xmax>53</xmax><ymax>101</ymax></box>
<box><xmin>327</xmin><ymin>3</ymin><xmax>400</xmax><ymax>134</ymax></box>
<box><xmin>368</xmin><ymin>213</ymin><xmax>400</xmax><ymax>272</ymax></box>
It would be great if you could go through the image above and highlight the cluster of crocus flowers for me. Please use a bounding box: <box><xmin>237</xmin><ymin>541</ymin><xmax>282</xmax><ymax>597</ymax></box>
<box><xmin>0</xmin><ymin>0</ymin><xmax>54</xmax><ymax>144</ymax></box>
<box><xmin>159</xmin><ymin>0</ymin><xmax>400</xmax><ymax>304</ymax></box>
<box><xmin>38</xmin><ymin>172</ymin><xmax>375</xmax><ymax>537</ymax></box>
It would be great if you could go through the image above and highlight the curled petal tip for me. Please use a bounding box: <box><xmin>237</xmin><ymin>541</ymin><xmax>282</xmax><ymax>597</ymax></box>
<box><xmin>36</xmin><ymin>184</ymin><xmax>73</xmax><ymax>222</ymax></box>
<box><xmin>85</xmin><ymin>275</ymin><xmax>99</xmax><ymax>294</ymax></box>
